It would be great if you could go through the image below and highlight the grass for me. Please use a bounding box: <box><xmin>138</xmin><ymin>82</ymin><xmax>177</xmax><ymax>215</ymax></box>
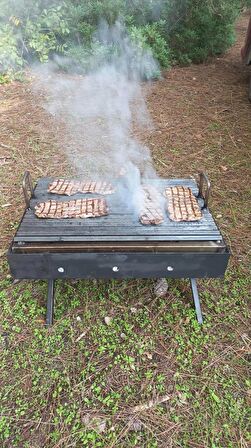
<box><xmin>0</xmin><ymin>262</ymin><xmax>250</xmax><ymax>447</ymax></box>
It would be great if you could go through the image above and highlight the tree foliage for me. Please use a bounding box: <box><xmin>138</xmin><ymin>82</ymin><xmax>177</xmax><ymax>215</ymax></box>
<box><xmin>0</xmin><ymin>0</ymin><xmax>247</xmax><ymax>75</ymax></box>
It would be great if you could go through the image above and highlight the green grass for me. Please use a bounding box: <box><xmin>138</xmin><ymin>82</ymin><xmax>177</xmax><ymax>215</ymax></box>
<box><xmin>0</xmin><ymin>260</ymin><xmax>250</xmax><ymax>447</ymax></box>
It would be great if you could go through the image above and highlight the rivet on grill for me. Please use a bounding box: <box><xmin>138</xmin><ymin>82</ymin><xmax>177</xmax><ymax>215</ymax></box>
<box><xmin>58</xmin><ymin>267</ymin><xmax>65</xmax><ymax>273</ymax></box>
<box><xmin>167</xmin><ymin>266</ymin><xmax>174</xmax><ymax>272</ymax></box>
<box><xmin>112</xmin><ymin>266</ymin><xmax>119</xmax><ymax>272</ymax></box>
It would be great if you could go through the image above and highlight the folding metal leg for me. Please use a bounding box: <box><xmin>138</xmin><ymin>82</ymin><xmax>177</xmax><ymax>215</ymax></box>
<box><xmin>46</xmin><ymin>279</ymin><xmax>55</xmax><ymax>327</ymax></box>
<box><xmin>190</xmin><ymin>278</ymin><xmax>203</xmax><ymax>324</ymax></box>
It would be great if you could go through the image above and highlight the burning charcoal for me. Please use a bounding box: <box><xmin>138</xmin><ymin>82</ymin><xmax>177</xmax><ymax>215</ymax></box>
<box><xmin>165</xmin><ymin>186</ymin><xmax>202</xmax><ymax>222</ymax></box>
<box><xmin>48</xmin><ymin>179</ymin><xmax>115</xmax><ymax>196</ymax></box>
<box><xmin>35</xmin><ymin>198</ymin><xmax>108</xmax><ymax>219</ymax></box>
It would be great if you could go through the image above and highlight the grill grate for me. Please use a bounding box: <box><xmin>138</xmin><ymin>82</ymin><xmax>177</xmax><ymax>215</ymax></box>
<box><xmin>15</xmin><ymin>177</ymin><xmax>222</xmax><ymax>244</ymax></box>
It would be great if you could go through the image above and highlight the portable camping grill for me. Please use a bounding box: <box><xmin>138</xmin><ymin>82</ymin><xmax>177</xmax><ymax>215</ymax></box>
<box><xmin>8</xmin><ymin>171</ymin><xmax>230</xmax><ymax>326</ymax></box>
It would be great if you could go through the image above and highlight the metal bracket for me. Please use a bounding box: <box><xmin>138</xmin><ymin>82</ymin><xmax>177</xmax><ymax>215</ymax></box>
<box><xmin>190</xmin><ymin>278</ymin><xmax>203</xmax><ymax>324</ymax></box>
<box><xmin>198</xmin><ymin>171</ymin><xmax>211</xmax><ymax>209</ymax></box>
<box><xmin>22</xmin><ymin>171</ymin><xmax>34</xmax><ymax>209</ymax></box>
<box><xmin>45</xmin><ymin>279</ymin><xmax>55</xmax><ymax>327</ymax></box>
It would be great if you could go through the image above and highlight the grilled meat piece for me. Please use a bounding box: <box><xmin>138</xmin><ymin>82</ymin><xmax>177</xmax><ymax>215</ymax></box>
<box><xmin>48</xmin><ymin>179</ymin><xmax>115</xmax><ymax>196</ymax></box>
<box><xmin>139</xmin><ymin>186</ymin><xmax>164</xmax><ymax>226</ymax></box>
<box><xmin>35</xmin><ymin>198</ymin><xmax>108</xmax><ymax>219</ymax></box>
<box><xmin>165</xmin><ymin>186</ymin><xmax>202</xmax><ymax>222</ymax></box>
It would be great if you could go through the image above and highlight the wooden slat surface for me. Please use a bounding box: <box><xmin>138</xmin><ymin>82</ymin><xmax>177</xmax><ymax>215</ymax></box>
<box><xmin>14</xmin><ymin>177</ymin><xmax>222</xmax><ymax>243</ymax></box>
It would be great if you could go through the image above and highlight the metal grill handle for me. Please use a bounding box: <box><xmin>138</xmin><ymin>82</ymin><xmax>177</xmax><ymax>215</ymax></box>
<box><xmin>22</xmin><ymin>171</ymin><xmax>34</xmax><ymax>209</ymax></box>
<box><xmin>198</xmin><ymin>172</ymin><xmax>211</xmax><ymax>209</ymax></box>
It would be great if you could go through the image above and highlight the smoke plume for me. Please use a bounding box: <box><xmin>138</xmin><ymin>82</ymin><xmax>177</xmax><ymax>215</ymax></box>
<box><xmin>34</xmin><ymin>19</ymin><xmax>163</xmax><ymax>213</ymax></box>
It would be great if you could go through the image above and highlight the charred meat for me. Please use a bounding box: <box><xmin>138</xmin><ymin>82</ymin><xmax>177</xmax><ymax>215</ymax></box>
<box><xmin>35</xmin><ymin>198</ymin><xmax>108</xmax><ymax>219</ymax></box>
<box><xmin>48</xmin><ymin>179</ymin><xmax>115</xmax><ymax>196</ymax></box>
<box><xmin>165</xmin><ymin>186</ymin><xmax>202</xmax><ymax>222</ymax></box>
<box><xmin>140</xmin><ymin>186</ymin><xmax>164</xmax><ymax>226</ymax></box>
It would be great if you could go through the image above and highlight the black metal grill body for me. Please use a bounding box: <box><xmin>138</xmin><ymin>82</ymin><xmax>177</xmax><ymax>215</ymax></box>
<box><xmin>8</xmin><ymin>251</ymin><xmax>229</xmax><ymax>280</ymax></box>
<box><xmin>8</xmin><ymin>176</ymin><xmax>230</xmax><ymax>325</ymax></box>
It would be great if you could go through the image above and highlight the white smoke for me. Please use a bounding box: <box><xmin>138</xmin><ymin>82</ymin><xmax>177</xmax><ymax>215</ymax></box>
<box><xmin>33</xmin><ymin>20</ymin><xmax>163</xmax><ymax>213</ymax></box>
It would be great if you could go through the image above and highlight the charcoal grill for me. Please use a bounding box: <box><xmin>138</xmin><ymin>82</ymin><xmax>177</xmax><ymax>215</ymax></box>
<box><xmin>8</xmin><ymin>171</ymin><xmax>230</xmax><ymax>326</ymax></box>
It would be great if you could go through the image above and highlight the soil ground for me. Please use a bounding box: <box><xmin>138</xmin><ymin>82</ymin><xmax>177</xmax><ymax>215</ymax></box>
<box><xmin>0</xmin><ymin>12</ymin><xmax>250</xmax><ymax>448</ymax></box>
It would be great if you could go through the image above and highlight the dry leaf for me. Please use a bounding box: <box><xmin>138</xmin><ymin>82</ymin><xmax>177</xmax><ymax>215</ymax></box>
<box><xmin>130</xmin><ymin>307</ymin><xmax>137</xmax><ymax>314</ymax></box>
<box><xmin>104</xmin><ymin>316</ymin><xmax>112</xmax><ymax>326</ymax></box>
<box><xmin>75</xmin><ymin>331</ymin><xmax>87</xmax><ymax>342</ymax></box>
<box><xmin>154</xmin><ymin>278</ymin><xmax>169</xmax><ymax>298</ymax></box>
<box><xmin>133</xmin><ymin>395</ymin><xmax>170</xmax><ymax>412</ymax></box>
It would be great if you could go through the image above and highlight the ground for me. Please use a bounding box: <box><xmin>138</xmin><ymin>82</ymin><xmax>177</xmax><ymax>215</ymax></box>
<box><xmin>0</xmin><ymin>12</ymin><xmax>250</xmax><ymax>448</ymax></box>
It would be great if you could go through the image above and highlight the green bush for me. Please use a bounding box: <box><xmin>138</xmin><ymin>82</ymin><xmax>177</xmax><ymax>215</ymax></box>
<box><xmin>129</xmin><ymin>22</ymin><xmax>171</xmax><ymax>68</ymax></box>
<box><xmin>0</xmin><ymin>0</ymin><xmax>246</xmax><ymax>75</ymax></box>
<box><xmin>165</xmin><ymin>0</ymin><xmax>242</xmax><ymax>64</ymax></box>
<box><xmin>0</xmin><ymin>24</ymin><xmax>23</xmax><ymax>73</ymax></box>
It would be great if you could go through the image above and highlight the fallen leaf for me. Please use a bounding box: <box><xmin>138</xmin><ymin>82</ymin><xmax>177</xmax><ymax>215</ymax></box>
<box><xmin>133</xmin><ymin>395</ymin><xmax>170</xmax><ymax>412</ymax></box>
<box><xmin>154</xmin><ymin>278</ymin><xmax>169</xmax><ymax>298</ymax></box>
<box><xmin>104</xmin><ymin>316</ymin><xmax>112</xmax><ymax>326</ymax></box>
<box><xmin>220</xmin><ymin>165</ymin><xmax>228</xmax><ymax>172</ymax></box>
<box><xmin>128</xmin><ymin>418</ymin><xmax>143</xmax><ymax>432</ymax></box>
<box><xmin>130</xmin><ymin>307</ymin><xmax>137</xmax><ymax>314</ymax></box>
<box><xmin>210</xmin><ymin>391</ymin><xmax>221</xmax><ymax>404</ymax></box>
<box><xmin>75</xmin><ymin>331</ymin><xmax>87</xmax><ymax>342</ymax></box>
<box><xmin>82</xmin><ymin>415</ymin><xmax>107</xmax><ymax>434</ymax></box>
<box><xmin>12</xmin><ymin>279</ymin><xmax>22</xmax><ymax>285</ymax></box>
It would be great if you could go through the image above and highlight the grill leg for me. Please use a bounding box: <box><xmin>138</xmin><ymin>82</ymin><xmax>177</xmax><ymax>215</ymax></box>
<box><xmin>46</xmin><ymin>279</ymin><xmax>55</xmax><ymax>327</ymax></box>
<box><xmin>190</xmin><ymin>279</ymin><xmax>203</xmax><ymax>324</ymax></box>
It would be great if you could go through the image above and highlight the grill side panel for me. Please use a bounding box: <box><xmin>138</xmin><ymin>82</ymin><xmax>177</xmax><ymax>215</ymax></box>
<box><xmin>8</xmin><ymin>250</ymin><xmax>230</xmax><ymax>280</ymax></box>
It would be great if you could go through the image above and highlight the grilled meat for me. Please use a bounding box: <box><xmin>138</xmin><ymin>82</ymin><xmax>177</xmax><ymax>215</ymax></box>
<box><xmin>35</xmin><ymin>198</ymin><xmax>108</xmax><ymax>219</ymax></box>
<box><xmin>48</xmin><ymin>179</ymin><xmax>115</xmax><ymax>196</ymax></box>
<box><xmin>140</xmin><ymin>186</ymin><xmax>164</xmax><ymax>226</ymax></box>
<box><xmin>165</xmin><ymin>186</ymin><xmax>202</xmax><ymax>222</ymax></box>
